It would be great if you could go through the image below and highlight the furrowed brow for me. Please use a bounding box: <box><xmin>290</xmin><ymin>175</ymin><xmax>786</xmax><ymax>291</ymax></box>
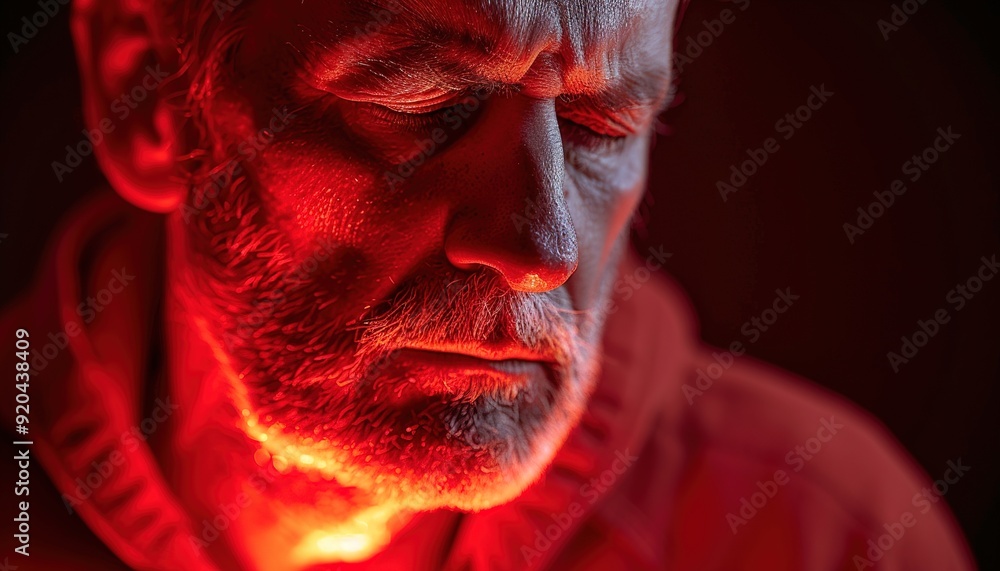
<box><xmin>294</xmin><ymin>9</ymin><xmax>671</xmax><ymax>112</ymax></box>
<box><xmin>586</xmin><ymin>65</ymin><xmax>674</xmax><ymax>114</ymax></box>
<box><xmin>294</xmin><ymin>26</ymin><xmax>517</xmax><ymax>102</ymax></box>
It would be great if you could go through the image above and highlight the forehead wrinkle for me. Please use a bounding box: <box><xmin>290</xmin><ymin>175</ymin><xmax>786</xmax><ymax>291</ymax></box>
<box><xmin>419</xmin><ymin>0</ymin><xmax>563</xmax><ymax>85</ymax></box>
<box><xmin>555</xmin><ymin>0</ymin><xmax>662</xmax><ymax>92</ymax></box>
<box><xmin>437</xmin><ymin>0</ymin><xmax>657</xmax><ymax>95</ymax></box>
<box><xmin>291</xmin><ymin>0</ymin><xmax>671</xmax><ymax>105</ymax></box>
<box><xmin>290</xmin><ymin>0</ymin><xmax>555</xmax><ymax>95</ymax></box>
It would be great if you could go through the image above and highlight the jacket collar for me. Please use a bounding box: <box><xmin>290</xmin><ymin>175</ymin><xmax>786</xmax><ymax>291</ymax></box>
<box><xmin>6</xmin><ymin>192</ymin><xmax>219</xmax><ymax>571</ymax></box>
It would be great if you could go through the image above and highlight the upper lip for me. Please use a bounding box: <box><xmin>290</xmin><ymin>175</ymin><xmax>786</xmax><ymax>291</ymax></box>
<box><xmin>400</xmin><ymin>341</ymin><xmax>554</xmax><ymax>363</ymax></box>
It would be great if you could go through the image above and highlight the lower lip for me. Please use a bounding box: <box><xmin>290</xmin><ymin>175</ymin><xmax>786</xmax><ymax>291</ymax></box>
<box><xmin>378</xmin><ymin>349</ymin><xmax>550</xmax><ymax>402</ymax></box>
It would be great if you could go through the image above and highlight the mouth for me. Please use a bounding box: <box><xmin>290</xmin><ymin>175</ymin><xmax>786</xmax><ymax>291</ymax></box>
<box><xmin>375</xmin><ymin>342</ymin><xmax>556</xmax><ymax>403</ymax></box>
<box><xmin>400</xmin><ymin>341</ymin><xmax>556</xmax><ymax>363</ymax></box>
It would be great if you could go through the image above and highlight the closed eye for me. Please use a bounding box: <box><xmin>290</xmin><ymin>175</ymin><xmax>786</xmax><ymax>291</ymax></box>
<box><xmin>358</xmin><ymin>102</ymin><xmax>452</xmax><ymax>130</ymax></box>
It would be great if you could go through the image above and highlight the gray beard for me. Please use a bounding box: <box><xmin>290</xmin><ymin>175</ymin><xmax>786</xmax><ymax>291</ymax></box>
<box><xmin>179</xmin><ymin>157</ymin><xmax>622</xmax><ymax>512</ymax></box>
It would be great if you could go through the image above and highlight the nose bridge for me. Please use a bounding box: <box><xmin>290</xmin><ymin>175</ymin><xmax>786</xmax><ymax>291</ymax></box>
<box><xmin>443</xmin><ymin>94</ymin><xmax>579</xmax><ymax>293</ymax></box>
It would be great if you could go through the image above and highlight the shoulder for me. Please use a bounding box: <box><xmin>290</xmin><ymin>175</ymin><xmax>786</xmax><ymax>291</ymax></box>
<box><xmin>612</xmin><ymin>262</ymin><xmax>975</xmax><ymax>570</ymax></box>
<box><xmin>669</xmin><ymin>347</ymin><xmax>976</xmax><ymax>570</ymax></box>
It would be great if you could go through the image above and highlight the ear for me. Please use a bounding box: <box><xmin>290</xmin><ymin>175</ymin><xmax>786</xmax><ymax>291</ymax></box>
<box><xmin>71</xmin><ymin>0</ymin><xmax>187</xmax><ymax>213</ymax></box>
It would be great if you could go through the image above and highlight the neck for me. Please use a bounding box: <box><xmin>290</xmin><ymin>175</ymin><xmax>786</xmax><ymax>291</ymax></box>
<box><xmin>161</xmin><ymin>214</ymin><xmax>418</xmax><ymax>570</ymax></box>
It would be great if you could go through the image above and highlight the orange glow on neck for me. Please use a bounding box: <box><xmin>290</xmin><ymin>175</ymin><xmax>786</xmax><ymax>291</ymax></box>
<box><xmin>190</xmin><ymin>315</ymin><xmax>406</xmax><ymax>566</ymax></box>
<box><xmin>192</xmin><ymin>315</ymin><xmax>344</xmax><ymax>477</ymax></box>
<box><xmin>291</xmin><ymin>504</ymin><xmax>397</xmax><ymax>565</ymax></box>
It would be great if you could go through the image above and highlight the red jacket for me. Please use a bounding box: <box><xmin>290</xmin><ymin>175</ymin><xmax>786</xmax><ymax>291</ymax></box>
<box><xmin>1</xmin><ymin>192</ymin><xmax>977</xmax><ymax>570</ymax></box>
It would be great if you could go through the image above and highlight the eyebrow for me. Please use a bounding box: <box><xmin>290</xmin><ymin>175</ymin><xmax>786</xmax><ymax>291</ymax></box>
<box><xmin>299</xmin><ymin>41</ymin><xmax>672</xmax><ymax>115</ymax></box>
<box><xmin>592</xmin><ymin>66</ymin><xmax>674</xmax><ymax>114</ymax></box>
<box><xmin>292</xmin><ymin>4</ymin><xmax>673</xmax><ymax>113</ymax></box>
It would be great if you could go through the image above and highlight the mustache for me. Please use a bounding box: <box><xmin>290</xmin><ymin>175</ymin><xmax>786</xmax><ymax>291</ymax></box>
<box><xmin>352</xmin><ymin>266</ymin><xmax>592</xmax><ymax>365</ymax></box>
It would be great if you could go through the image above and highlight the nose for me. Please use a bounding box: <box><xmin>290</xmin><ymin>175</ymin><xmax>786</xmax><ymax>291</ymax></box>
<box><xmin>443</xmin><ymin>94</ymin><xmax>578</xmax><ymax>293</ymax></box>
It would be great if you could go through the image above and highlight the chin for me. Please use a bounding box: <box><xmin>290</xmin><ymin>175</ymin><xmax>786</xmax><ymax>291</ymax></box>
<box><xmin>228</xmin><ymin>352</ymin><xmax>602</xmax><ymax>513</ymax></box>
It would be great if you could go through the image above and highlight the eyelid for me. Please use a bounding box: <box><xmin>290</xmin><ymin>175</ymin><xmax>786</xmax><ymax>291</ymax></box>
<box><xmin>351</xmin><ymin>97</ymin><xmax>473</xmax><ymax>133</ymax></box>
<box><xmin>357</xmin><ymin>101</ymin><xmax>445</xmax><ymax>130</ymax></box>
<box><xmin>364</xmin><ymin>93</ymin><xmax>462</xmax><ymax>114</ymax></box>
<box><xmin>555</xmin><ymin>99</ymin><xmax>640</xmax><ymax>138</ymax></box>
<box><xmin>340</xmin><ymin>84</ymin><xmax>495</xmax><ymax>114</ymax></box>
<box><xmin>375</xmin><ymin>100</ymin><xmax>459</xmax><ymax>115</ymax></box>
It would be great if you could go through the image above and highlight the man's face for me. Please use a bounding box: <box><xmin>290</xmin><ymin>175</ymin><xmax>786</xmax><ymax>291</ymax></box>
<box><xmin>181</xmin><ymin>0</ymin><xmax>675</xmax><ymax>511</ymax></box>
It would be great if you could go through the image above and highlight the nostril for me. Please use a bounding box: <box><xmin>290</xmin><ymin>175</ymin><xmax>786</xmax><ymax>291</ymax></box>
<box><xmin>444</xmin><ymin>245</ymin><xmax>576</xmax><ymax>292</ymax></box>
<box><xmin>444</xmin><ymin>215</ymin><xmax>579</xmax><ymax>293</ymax></box>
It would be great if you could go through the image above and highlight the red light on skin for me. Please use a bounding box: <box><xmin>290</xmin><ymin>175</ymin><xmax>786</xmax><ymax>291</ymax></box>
<box><xmin>184</xmin><ymin>315</ymin><xmax>417</xmax><ymax>566</ymax></box>
<box><xmin>380</xmin><ymin>347</ymin><xmax>545</xmax><ymax>403</ymax></box>
<box><xmin>522</xmin><ymin>272</ymin><xmax>545</xmax><ymax>291</ymax></box>
<box><xmin>232</xmin><ymin>501</ymin><xmax>404</xmax><ymax>569</ymax></box>
<box><xmin>291</xmin><ymin>505</ymin><xmax>398</xmax><ymax>565</ymax></box>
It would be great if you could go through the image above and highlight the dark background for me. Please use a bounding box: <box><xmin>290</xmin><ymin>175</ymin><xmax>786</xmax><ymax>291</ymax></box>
<box><xmin>1</xmin><ymin>0</ymin><xmax>997</xmax><ymax>567</ymax></box>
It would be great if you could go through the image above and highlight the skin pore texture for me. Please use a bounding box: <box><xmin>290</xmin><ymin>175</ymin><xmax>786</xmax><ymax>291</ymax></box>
<box><xmin>80</xmin><ymin>0</ymin><xmax>678</xmax><ymax>567</ymax></box>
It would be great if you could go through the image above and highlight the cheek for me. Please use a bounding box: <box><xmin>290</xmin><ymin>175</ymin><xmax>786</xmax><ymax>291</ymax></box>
<box><xmin>604</xmin><ymin>144</ymin><xmax>649</xmax><ymax>239</ymax></box>
<box><xmin>244</xmin><ymin>125</ymin><xmax>455</xmax><ymax>312</ymax></box>
<box><xmin>563</xmin><ymin>136</ymin><xmax>650</xmax><ymax>308</ymax></box>
<box><xmin>569</xmin><ymin>137</ymin><xmax>650</xmax><ymax>259</ymax></box>
<box><xmin>253</xmin><ymin>129</ymin><xmax>383</xmax><ymax>249</ymax></box>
